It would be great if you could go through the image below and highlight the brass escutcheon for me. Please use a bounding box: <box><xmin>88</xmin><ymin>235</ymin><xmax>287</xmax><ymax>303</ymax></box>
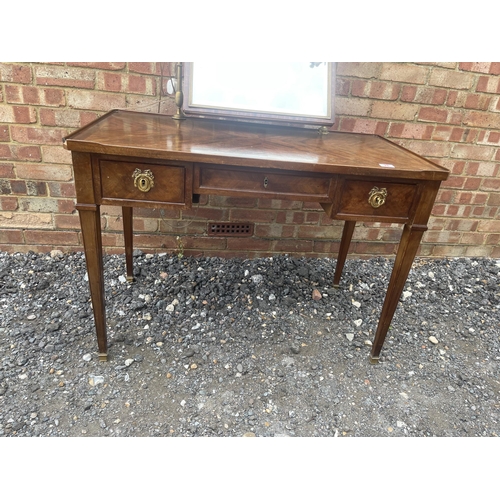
<box><xmin>368</xmin><ymin>187</ymin><xmax>387</xmax><ymax>208</ymax></box>
<box><xmin>133</xmin><ymin>168</ymin><xmax>155</xmax><ymax>193</ymax></box>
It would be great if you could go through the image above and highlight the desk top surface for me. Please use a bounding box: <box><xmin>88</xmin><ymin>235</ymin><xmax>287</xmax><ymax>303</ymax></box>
<box><xmin>64</xmin><ymin>110</ymin><xmax>449</xmax><ymax>181</ymax></box>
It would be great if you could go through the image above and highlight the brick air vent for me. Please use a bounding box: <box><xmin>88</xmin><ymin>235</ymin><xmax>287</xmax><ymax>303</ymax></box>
<box><xmin>208</xmin><ymin>222</ymin><xmax>254</xmax><ymax>237</ymax></box>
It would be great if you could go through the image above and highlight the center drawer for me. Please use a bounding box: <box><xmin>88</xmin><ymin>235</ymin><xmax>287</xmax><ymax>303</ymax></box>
<box><xmin>194</xmin><ymin>163</ymin><xmax>332</xmax><ymax>202</ymax></box>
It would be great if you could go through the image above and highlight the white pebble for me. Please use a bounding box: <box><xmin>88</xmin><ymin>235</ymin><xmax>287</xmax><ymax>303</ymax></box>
<box><xmin>346</xmin><ymin>333</ymin><xmax>354</xmax><ymax>342</ymax></box>
<box><xmin>89</xmin><ymin>375</ymin><xmax>104</xmax><ymax>386</ymax></box>
<box><xmin>352</xmin><ymin>300</ymin><xmax>361</xmax><ymax>308</ymax></box>
<box><xmin>125</xmin><ymin>358</ymin><xmax>134</xmax><ymax>366</ymax></box>
<box><xmin>82</xmin><ymin>354</ymin><xmax>92</xmax><ymax>362</ymax></box>
<box><xmin>428</xmin><ymin>336</ymin><xmax>439</xmax><ymax>344</ymax></box>
<box><xmin>354</xmin><ymin>319</ymin><xmax>363</xmax><ymax>327</ymax></box>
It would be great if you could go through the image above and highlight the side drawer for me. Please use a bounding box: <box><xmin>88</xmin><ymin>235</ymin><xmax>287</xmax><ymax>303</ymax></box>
<box><xmin>333</xmin><ymin>178</ymin><xmax>420</xmax><ymax>222</ymax></box>
<box><xmin>195</xmin><ymin>163</ymin><xmax>332</xmax><ymax>202</ymax></box>
<box><xmin>98</xmin><ymin>159</ymin><xmax>191</xmax><ymax>207</ymax></box>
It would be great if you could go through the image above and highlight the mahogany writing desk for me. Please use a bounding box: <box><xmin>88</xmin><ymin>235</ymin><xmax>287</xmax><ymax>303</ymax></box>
<box><xmin>63</xmin><ymin>110</ymin><xmax>449</xmax><ymax>363</ymax></box>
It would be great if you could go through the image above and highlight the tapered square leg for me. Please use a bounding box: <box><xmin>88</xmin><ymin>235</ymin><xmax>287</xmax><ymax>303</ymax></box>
<box><xmin>122</xmin><ymin>206</ymin><xmax>134</xmax><ymax>282</ymax></box>
<box><xmin>333</xmin><ymin>220</ymin><xmax>356</xmax><ymax>287</ymax></box>
<box><xmin>78</xmin><ymin>204</ymin><xmax>108</xmax><ymax>360</ymax></box>
<box><xmin>370</xmin><ymin>224</ymin><xmax>427</xmax><ymax>362</ymax></box>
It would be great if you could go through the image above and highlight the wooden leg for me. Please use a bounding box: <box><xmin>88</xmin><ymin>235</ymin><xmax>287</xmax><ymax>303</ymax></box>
<box><xmin>369</xmin><ymin>224</ymin><xmax>426</xmax><ymax>364</ymax></box>
<box><xmin>333</xmin><ymin>220</ymin><xmax>356</xmax><ymax>287</ymax></box>
<box><xmin>122</xmin><ymin>206</ymin><xmax>134</xmax><ymax>282</ymax></box>
<box><xmin>78</xmin><ymin>204</ymin><xmax>108</xmax><ymax>361</ymax></box>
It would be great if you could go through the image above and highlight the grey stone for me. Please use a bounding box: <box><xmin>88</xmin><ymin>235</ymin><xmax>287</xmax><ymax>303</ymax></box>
<box><xmin>0</xmin><ymin>251</ymin><xmax>498</xmax><ymax>438</ymax></box>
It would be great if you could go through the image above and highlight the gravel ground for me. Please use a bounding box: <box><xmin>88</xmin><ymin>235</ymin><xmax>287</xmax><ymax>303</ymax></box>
<box><xmin>1</xmin><ymin>249</ymin><xmax>499</xmax><ymax>439</ymax></box>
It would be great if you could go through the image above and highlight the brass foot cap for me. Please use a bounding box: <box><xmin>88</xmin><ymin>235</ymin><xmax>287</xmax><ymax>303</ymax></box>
<box><xmin>332</xmin><ymin>284</ymin><xmax>340</xmax><ymax>289</ymax></box>
<box><xmin>369</xmin><ymin>355</ymin><xmax>380</xmax><ymax>365</ymax></box>
<box><xmin>98</xmin><ymin>353</ymin><xmax>108</xmax><ymax>362</ymax></box>
<box><xmin>126</xmin><ymin>275</ymin><xmax>134</xmax><ymax>283</ymax></box>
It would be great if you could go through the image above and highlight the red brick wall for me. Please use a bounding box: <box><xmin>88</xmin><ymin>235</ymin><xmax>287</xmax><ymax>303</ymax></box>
<box><xmin>1</xmin><ymin>62</ymin><xmax>499</xmax><ymax>259</ymax></box>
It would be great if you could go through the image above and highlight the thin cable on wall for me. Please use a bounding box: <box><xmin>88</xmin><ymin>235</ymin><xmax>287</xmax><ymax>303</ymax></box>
<box><xmin>159</xmin><ymin>62</ymin><xmax>177</xmax><ymax>113</ymax></box>
<box><xmin>121</xmin><ymin>62</ymin><xmax>177</xmax><ymax>114</ymax></box>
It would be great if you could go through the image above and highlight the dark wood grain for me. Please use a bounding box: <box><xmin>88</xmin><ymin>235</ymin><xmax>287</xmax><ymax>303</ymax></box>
<box><xmin>100</xmin><ymin>159</ymin><xmax>187</xmax><ymax>205</ymax></box>
<box><xmin>335</xmin><ymin>179</ymin><xmax>418</xmax><ymax>221</ymax></box>
<box><xmin>78</xmin><ymin>204</ymin><xmax>107</xmax><ymax>361</ymax></box>
<box><xmin>194</xmin><ymin>163</ymin><xmax>333</xmax><ymax>202</ymax></box>
<box><xmin>333</xmin><ymin>221</ymin><xmax>356</xmax><ymax>287</ymax></box>
<box><xmin>64</xmin><ymin>110</ymin><xmax>449</xmax><ymax>180</ymax></box>
<box><xmin>122</xmin><ymin>206</ymin><xmax>133</xmax><ymax>282</ymax></box>
<box><xmin>63</xmin><ymin>110</ymin><xmax>449</xmax><ymax>363</ymax></box>
<box><xmin>370</xmin><ymin>224</ymin><xmax>427</xmax><ymax>363</ymax></box>
<box><xmin>369</xmin><ymin>180</ymin><xmax>441</xmax><ymax>362</ymax></box>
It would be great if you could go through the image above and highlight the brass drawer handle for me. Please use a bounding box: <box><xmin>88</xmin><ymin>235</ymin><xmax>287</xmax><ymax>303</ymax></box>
<box><xmin>133</xmin><ymin>168</ymin><xmax>155</xmax><ymax>193</ymax></box>
<box><xmin>368</xmin><ymin>187</ymin><xmax>387</xmax><ymax>208</ymax></box>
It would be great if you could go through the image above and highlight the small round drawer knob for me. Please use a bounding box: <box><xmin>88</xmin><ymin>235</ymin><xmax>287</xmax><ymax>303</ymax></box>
<box><xmin>133</xmin><ymin>168</ymin><xmax>155</xmax><ymax>193</ymax></box>
<box><xmin>368</xmin><ymin>187</ymin><xmax>387</xmax><ymax>208</ymax></box>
